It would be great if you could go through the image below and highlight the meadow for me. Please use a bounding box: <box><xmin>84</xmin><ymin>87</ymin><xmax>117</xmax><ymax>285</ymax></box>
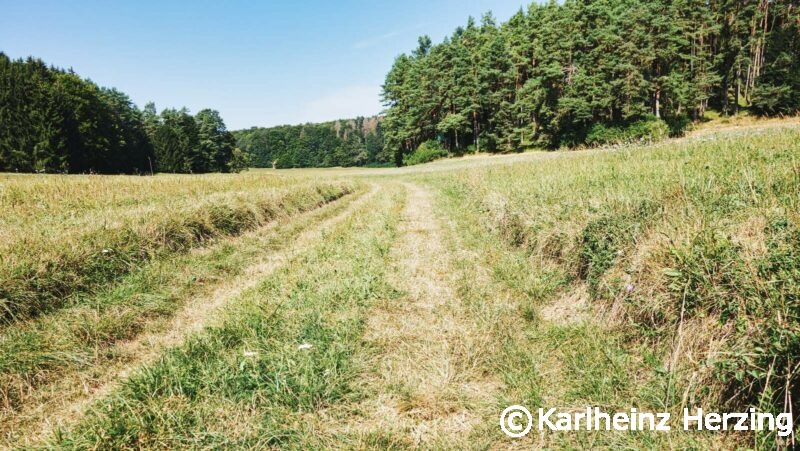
<box><xmin>0</xmin><ymin>173</ymin><xmax>355</xmax><ymax>321</ymax></box>
<box><xmin>1</xmin><ymin>118</ymin><xmax>798</xmax><ymax>449</ymax></box>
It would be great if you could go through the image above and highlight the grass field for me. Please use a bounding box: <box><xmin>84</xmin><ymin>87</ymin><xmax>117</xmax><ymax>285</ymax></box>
<box><xmin>1</xmin><ymin>118</ymin><xmax>799</xmax><ymax>449</ymax></box>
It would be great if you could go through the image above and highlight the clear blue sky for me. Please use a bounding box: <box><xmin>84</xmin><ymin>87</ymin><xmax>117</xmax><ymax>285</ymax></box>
<box><xmin>1</xmin><ymin>0</ymin><xmax>528</xmax><ymax>130</ymax></box>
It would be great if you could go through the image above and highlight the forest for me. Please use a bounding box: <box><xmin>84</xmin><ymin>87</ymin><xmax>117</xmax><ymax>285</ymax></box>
<box><xmin>0</xmin><ymin>54</ymin><xmax>244</xmax><ymax>174</ymax></box>
<box><xmin>3</xmin><ymin>0</ymin><xmax>800</xmax><ymax>172</ymax></box>
<box><xmin>381</xmin><ymin>0</ymin><xmax>800</xmax><ymax>164</ymax></box>
<box><xmin>234</xmin><ymin>117</ymin><xmax>388</xmax><ymax>169</ymax></box>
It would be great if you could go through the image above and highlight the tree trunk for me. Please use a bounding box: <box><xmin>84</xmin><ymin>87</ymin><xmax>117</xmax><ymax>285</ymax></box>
<box><xmin>654</xmin><ymin>88</ymin><xmax>661</xmax><ymax>119</ymax></box>
<box><xmin>721</xmin><ymin>74</ymin><xmax>729</xmax><ymax>116</ymax></box>
<box><xmin>734</xmin><ymin>65</ymin><xmax>740</xmax><ymax>115</ymax></box>
<box><xmin>473</xmin><ymin>111</ymin><xmax>479</xmax><ymax>153</ymax></box>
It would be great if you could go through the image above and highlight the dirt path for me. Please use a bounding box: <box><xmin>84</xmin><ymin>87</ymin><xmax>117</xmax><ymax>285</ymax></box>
<box><xmin>6</xmin><ymin>184</ymin><xmax>380</xmax><ymax>448</ymax></box>
<box><xmin>321</xmin><ymin>183</ymin><xmax>499</xmax><ymax>447</ymax></box>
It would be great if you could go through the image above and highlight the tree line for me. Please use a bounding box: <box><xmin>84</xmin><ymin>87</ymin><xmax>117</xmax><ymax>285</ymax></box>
<box><xmin>381</xmin><ymin>0</ymin><xmax>800</xmax><ymax>165</ymax></box>
<box><xmin>234</xmin><ymin>116</ymin><xmax>388</xmax><ymax>168</ymax></box>
<box><xmin>0</xmin><ymin>53</ymin><xmax>244</xmax><ymax>174</ymax></box>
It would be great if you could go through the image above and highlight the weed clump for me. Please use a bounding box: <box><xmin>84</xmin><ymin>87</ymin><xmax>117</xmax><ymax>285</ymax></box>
<box><xmin>663</xmin><ymin>231</ymin><xmax>754</xmax><ymax>319</ymax></box>
<box><xmin>578</xmin><ymin>201</ymin><xmax>658</xmax><ymax>298</ymax></box>
<box><xmin>403</xmin><ymin>140</ymin><xmax>448</xmax><ymax>166</ymax></box>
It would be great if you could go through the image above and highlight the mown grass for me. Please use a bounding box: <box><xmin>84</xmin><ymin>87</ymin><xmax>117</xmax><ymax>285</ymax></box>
<box><xmin>0</xmin><ymin>173</ymin><xmax>355</xmax><ymax>322</ymax></box>
<box><xmin>420</xmin><ymin>125</ymin><xmax>800</xmax><ymax>448</ymax></box>
<box><xmin>422</xmin><ymin>170</ymin><xmax>731</xmax><ymax>448</ymax></box>
<box><xmin>3</xmin><ymin>119</ymin><xmax>798</xmax><ymax>448</ymax></box>
<box><xmin>46</xmin><ymin>186</ymin><xmax>402</xmax><ymax>448</ymax></box>
<box><xmin>0</xmin><ymin>185</ymin><xmax>367</xmax><ymax>435</ymax></box>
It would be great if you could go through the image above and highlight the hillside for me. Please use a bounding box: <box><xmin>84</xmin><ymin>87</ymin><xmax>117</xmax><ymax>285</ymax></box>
<box><xmin>381</xmin><ymin>1</ymin><xmax>800</xmax><ymax>165</ymax></box>
<box><xmin>234</xmin><ymin>116</ymin><xmax>388</xmax><ymax>169</ymax></box>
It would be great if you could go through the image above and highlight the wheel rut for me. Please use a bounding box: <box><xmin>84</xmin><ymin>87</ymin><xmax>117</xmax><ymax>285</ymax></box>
<box><xmin>4</xmin><ymin>185</ymin><xmax>380</xmax><ymax>448</ymax></box>
<box><xmin>319</xmin><ymin>183</ymin><xmax>499</xmax><ymax>448</ymax></box>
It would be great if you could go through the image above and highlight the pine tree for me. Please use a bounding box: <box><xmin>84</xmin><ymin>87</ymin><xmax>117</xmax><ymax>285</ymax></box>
<box><xmin>380</xmin><ymin>0</ymin><xmax>800</xmax><ymax>160</ymax></box>
<box><xmin>0</xmin><ymin>54</ymin><xmax>238</xmax><ymax>174</ymax></box>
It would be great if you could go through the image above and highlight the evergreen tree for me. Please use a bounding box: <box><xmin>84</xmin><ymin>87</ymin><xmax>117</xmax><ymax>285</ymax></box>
<box><xmin>0</xmin><ymin>54</ymin><xmax>237</xmax><ymax>174</ymax></box>
<box><xmin>751</xmin><ymin>1</ymin><xmax>800</xmax><ymax>115</ymax></box>
<box><xmin>380</xmin><ymin>0</ymin><xmax>800</xmax><ymax>162</ymax></box>
<box><xmin>196</xmin><ymin>109</ymin><xmax>235</xmax><ymax>172</ymax></box>
<box><xmin>233</xmin><ymin>116</ymin><xmax>387</xmax><ymax>169</ymax></box>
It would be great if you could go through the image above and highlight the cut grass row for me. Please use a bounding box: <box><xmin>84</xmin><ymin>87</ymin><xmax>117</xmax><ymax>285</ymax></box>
<box><xmin>390</xmin><ymin>169</ymin><xmax>755</xmax><ymax>448</ymax></box>
<box><xmin>419</xmin><ymin>125</ymin><xmax>800</xmax><ymax>447</ymax></box>
<box><xmin>0</xmin><ymin>184</ymin><xmax>370</xmax><ymax>444</ymax></box>
<box><xmin>0</xmin><ymin>172</ymin><xmax>301</xmax><ymax>227</ymax></box>
<box><xmin>0</xmin><ymin>176</ymin><xmax>356</xmax><ymax>323</ymax></box>
<box><xmin>44</xmin><ymin>185</ymin><xmax>403</xmax><ymax>448</ymax></box>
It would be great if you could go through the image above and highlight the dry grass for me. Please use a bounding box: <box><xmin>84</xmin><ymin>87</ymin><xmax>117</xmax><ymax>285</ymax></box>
<box><xmin>0</xmin><ymin>184</ymin><xmax>381</xmax><ymax>447</ymax></box>
<box><xmin>0</xmin><ymin>172</ymin><xmax>355</xmax><ymax>322</ymax></box>
<box><xmin>3</xmin><ymin>116</ymin><xmax>799</xmax><ymax>449</ymax></box>
<box><xmin>540</xmin><ymin>283</ymin><xmax>590</xmax><ymax>325</ymax></box>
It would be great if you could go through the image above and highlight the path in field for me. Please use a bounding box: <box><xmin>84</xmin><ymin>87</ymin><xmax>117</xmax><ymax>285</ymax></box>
<box><xmin>8</xmin><ymin>185</ymin><xmax>379</xmax><ymax>448</ymax></box>
<box><xmin>320</xmin><ymin>183</ymin><xmax>500</xmax><ymax>447</ymax></box>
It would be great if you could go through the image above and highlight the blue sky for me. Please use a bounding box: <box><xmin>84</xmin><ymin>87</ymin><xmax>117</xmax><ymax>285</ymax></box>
<box><xmin>1</xmin><ymin>0</ymin><xmax>528</xmax><ymax>130</ymax></box>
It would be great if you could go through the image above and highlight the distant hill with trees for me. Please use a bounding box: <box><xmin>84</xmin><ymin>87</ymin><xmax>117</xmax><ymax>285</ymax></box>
<box><xmin>5</xmin><ymin>0</ymin><xmax>799</xmax><ymax>172</ymax></box>
<box><xmin>0</xmin><ymin>53</ymin><xmax>244</xmax><ymax>174</ymax></box>
<box><xmin>234</xmin><ymin>116</ymin><xmax>388</xmax><ymax>168</ymax></box>
<box><xmin>381</xmin><ymin>0</ymin><xmax>800</xmax><ymax>165</ymax></box>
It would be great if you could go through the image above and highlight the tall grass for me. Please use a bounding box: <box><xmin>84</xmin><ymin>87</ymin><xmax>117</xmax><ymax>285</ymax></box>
<box><xmin>423</xmin><ymin>126</ymin><xmax>800</xmax><ymax>446</ymax></box>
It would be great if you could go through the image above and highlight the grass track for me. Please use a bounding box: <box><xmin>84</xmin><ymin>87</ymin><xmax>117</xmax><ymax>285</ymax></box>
<box><xmin>305</xmin><ymin>182</ymin><xmax>504</xmax><ymax>448</ymax></box>
<box><xmin>45</xmin><ymin>183</ymin><xmax>403</xmax><ymax>448</ymax></box>
<box><xmin>2</xmin><ymin>184</ymin><xmax>373</xmax><ymax>447</ymax></box>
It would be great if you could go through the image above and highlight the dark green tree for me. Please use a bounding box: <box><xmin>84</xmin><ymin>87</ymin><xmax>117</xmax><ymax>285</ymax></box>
<box><xmin>380</xmin><ymin>0</ymin><xmax>800</xmax><ymax>162</ymax></box>
<box><xmin>0</xmin><ymin>54</ymin><xmax>236</xmax><ymax>174</ymax></box>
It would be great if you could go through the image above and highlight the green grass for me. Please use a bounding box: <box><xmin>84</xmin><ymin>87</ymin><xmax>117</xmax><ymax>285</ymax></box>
<box><xmin>0</xmin><ymin>185</ymin><xmax>366</xmax><ymax>424</ymax></box>
<box><xmin>0</xmin><ymin>174</ymin><xmax>355</xmax><ymax>322</ymax></box>
<box><xmin>47</xmin><ymin>187</ymin><xmax>403</xmax><ymax>448</ymax></box>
